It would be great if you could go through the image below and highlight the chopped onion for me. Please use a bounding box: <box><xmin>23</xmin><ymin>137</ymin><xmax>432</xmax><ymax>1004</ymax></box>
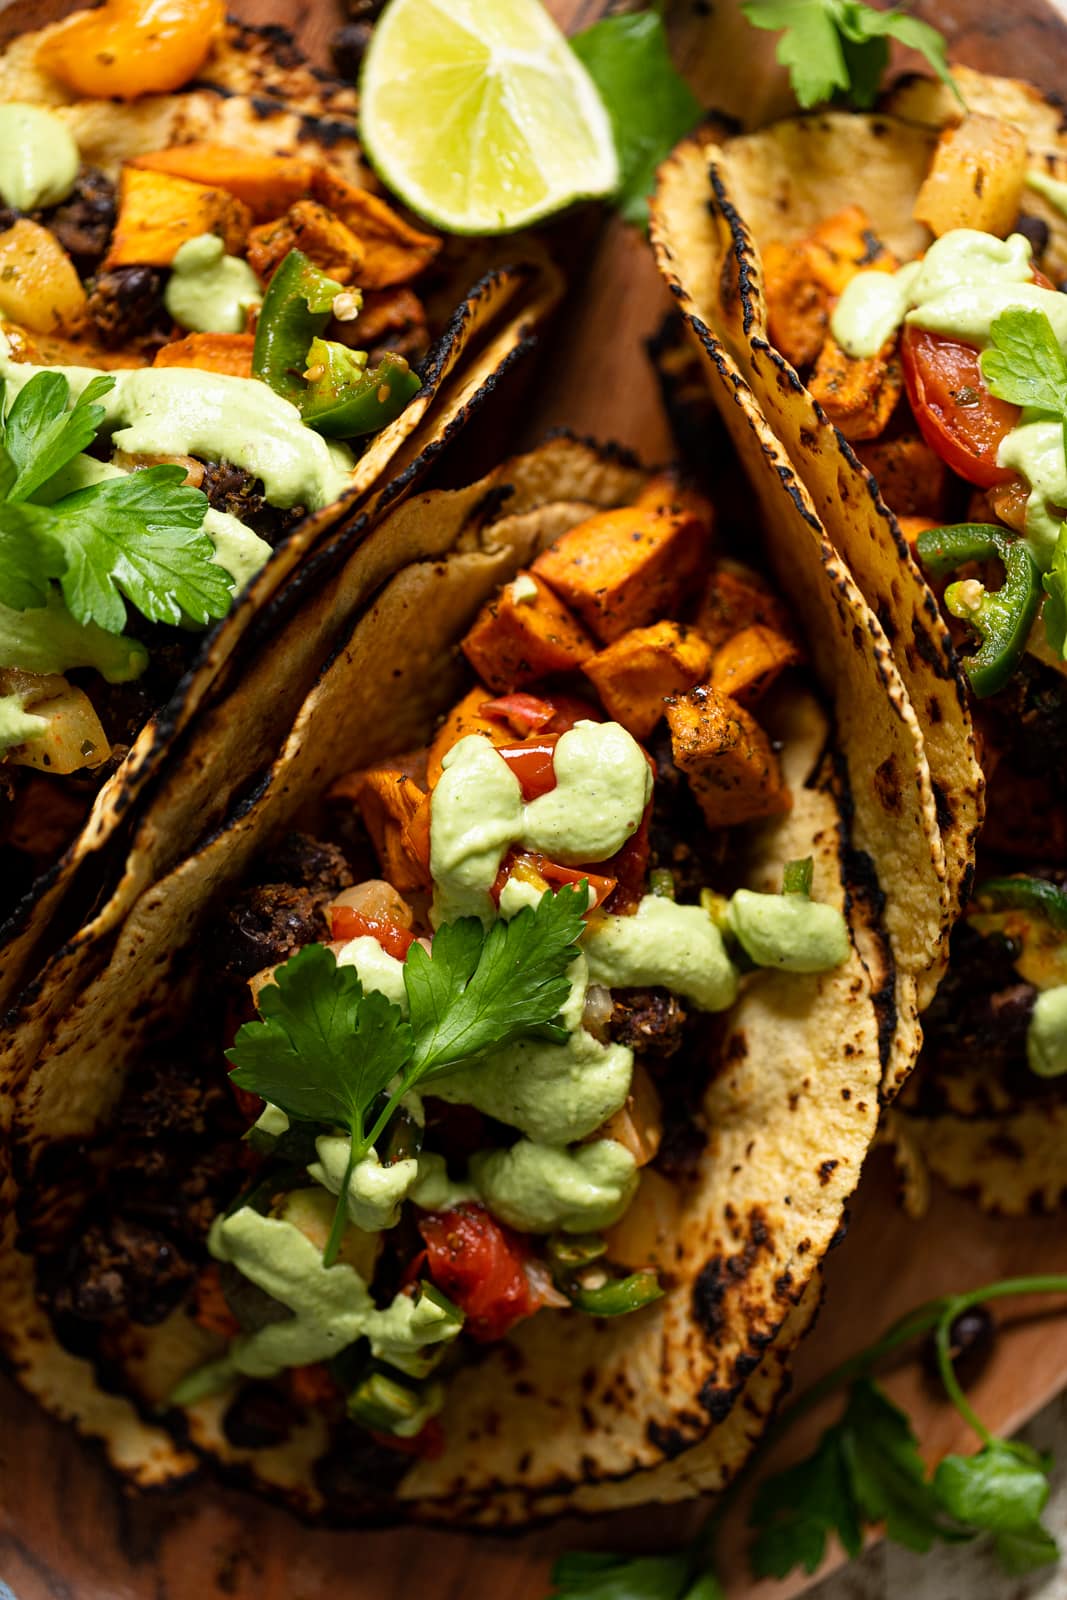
<box><xmin>582</xmin><ymin>984</ymin><xmax>614</xmax><ymax>1042</ymax></box>
<box><xmin>328</xmin><ymin>879</ymin><xmax>414</xmax><ymax>928</ymax></box>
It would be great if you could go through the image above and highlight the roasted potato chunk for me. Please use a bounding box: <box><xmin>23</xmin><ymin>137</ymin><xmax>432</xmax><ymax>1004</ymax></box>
<box><xmin>695</xmin><ymin>559</ymin><xmax>797</xmax><ymax>654</ymax></box>
<box><xmin>426</xmin><ymin>687</ymin><xmax>512</xmax><ymax>787</ymax></box>
<box><xmin>130</xmin><ymin>144</ymin><xmax>314</xmax><ymax>222</ymax></box>
<box><xmin>461</xmin><ymin>572</ymin><xmax>594</xmax><ymax>693</ymax></box>
<box><xmin>0</xmin><ymin>220</ymin><xmax>86</xmax><ymax>334</ymax></box>
<box><xmin>533</xmin><ymin>506</ymin><xmax>707</xmax><ymax>644</ymax></box>
<box><xmin>153</xmin><ymin>332</ymin><xmax>254</xmax><ymax>377</ymax></box>
<box><xmin>762</xmin><ymin>206</ymin><xmax>896</xmax><ymax>369</ymax></box>
<box><xmin>855</xmin><ymin>433</ymin><xmax>950</xmax><ymax>519</ymax></box>
<box><xmin>913</xmin><ymin>114</ymin><xmax>1028</xmax><ymax>239</ymax></box>
<box><xmin>710</xmin><ymin>624</ymin><xmax>801</xmax><ymax>707</ymax></box>
<box><xmin>665</xmin><ymin>684</ymin><xmax>790</xmax><ymax>828</ymax></box>
<box><xmin>247</xmin><ymin>201</ymin><xmax>365</xmax><ymax>286</ymax></box>
<box><xmin>105</xmin><ymin>168</ymin><xmax>251</xmax><ymax>269</ymax></box>
<box><xmin>809</xmin><ymin>334</ymin><xmax>903</xmax><ymax>442</ymax></box>
<box><xmin>310</xmin><ymin>168</ymin><xmax>440</xmax><ymax>288</ymax></box>
<box><xmin>584</xmin><ymin>621</ymin><xmax>712</xmax><ymax>739</ymax></box>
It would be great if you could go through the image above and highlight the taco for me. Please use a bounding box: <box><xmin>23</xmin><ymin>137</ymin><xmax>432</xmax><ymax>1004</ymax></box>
<box><xmin>651</xmin><ymin>67</ymin><xmax>1067</xmax><ymax>1204</ymax></box>
<box><xmin>0</xmin><ymin>0</ymin><xmax>558</xmax><ymax>1012</ymax></box>
<box><xmin>3</xmin><ymin>434</ymin><xmax>910</xmax><ymax>1523</ymax></box>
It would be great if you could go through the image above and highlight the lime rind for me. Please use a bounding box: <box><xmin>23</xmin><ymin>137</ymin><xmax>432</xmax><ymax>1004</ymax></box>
<box><xmin>360</xmin><ymin>0</ymin><xmax>619</xmax><ymax>235</ymax></box>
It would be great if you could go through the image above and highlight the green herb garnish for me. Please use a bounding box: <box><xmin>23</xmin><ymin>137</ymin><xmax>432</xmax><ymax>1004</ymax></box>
<box><xmin>742</xmin><ymin>0</ymin><xmax>960</xmax><ymax>111</ymax></box>
<box><xmin>548</xmin><ymin>1274</ymin><xmax>1067</xmax><ymax>1597</ymax></box>
<box><xmin>0</xmin><ymin>371</ymin><xmax>231</xmax><ymax>635</ymax></box>
<box><xmin>571</xmin><ymin>11</ymin><xmax>700</xmax><ymax>226</ymax></box>
<box><xmin>1043</xmin><ymin>524</ymin><xmax>1067</xmax><ymax>660</ymax></box>
<box><xmin>227</xmin><ymin>883</ymin><xmax>589</xmax><ymax>1266</ymax></box>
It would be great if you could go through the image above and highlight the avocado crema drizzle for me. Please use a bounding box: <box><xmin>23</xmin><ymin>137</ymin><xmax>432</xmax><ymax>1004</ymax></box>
<box><xmin>832</xmin><ymin>223</ymin><xmax>1067</xmax><ymax>695</ymax></box>
<box><xmin>171</xmin><ymin>720</ymin><xmax>849</xmax><ymax>1440</ymax></box>
<box><xmin>0</xmin><ymin>104</ymin><xmax>419</xmax><ymax>760</ymax></box>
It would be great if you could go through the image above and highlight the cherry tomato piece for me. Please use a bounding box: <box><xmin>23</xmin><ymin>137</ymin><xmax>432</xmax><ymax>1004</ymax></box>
<box><xmin>329</xmin><ymin>907</ymin><xmax>417</xmax><ymax>960</ymax></box>
<box><xmin>496</xmin><ymin>737</ymin><xmax>559</xmax><ymax>800</ymax></box>
<box><xmin>479</xmin><ymin>693</ymin><xmax>557</xmax><ymax>736</ymax></box>
<box><xmin>900</xmin><ymin>326</ymin><xmax>1020</xmax><ymax>489</ymax></box>
<box><xmin>418</xmin><ymin>1204</ymin><xmax>542</xmax><ymax>1342</ymax></box>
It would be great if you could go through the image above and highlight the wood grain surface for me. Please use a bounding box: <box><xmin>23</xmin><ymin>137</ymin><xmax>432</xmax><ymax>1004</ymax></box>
<box><xmin>3</xmin><ymin>2</ymin><xmax>1067</xmax><ymax>1598</ymax></box>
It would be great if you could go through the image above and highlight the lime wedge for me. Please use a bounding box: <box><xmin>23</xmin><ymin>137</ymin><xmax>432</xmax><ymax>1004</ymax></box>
<box><xmin>360</xmin><ymin>0</ymin><xmax>619</xmax><ymax>235</ymax></box>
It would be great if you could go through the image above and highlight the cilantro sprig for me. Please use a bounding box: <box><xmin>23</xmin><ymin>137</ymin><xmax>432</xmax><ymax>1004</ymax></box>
<box><xmin>742</xmin><ymin>0</ymin><xmax>961</xmax><ymax>111</ymax></box>
<box><xmin>0</xmin><ymin>371</ymin><xmax>232</xmax><ymax>640</ymax></box>
<box><xmin>227</xmin><ymin>883</ymin><xmax>589</xmax><ymax>1266</ymax></box>
<box><xmin>549</xmin><ymin>1274</ymin><xmax>1067</xmax><ymax>1597</ymax></box>
<box><xmin>570</xmin><ymin>12</ymin><xmax>701</xmax><ymax>226</ymax></box>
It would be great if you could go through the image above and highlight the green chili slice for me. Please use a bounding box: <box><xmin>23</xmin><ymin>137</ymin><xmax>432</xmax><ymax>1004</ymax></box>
<box><xmin>568</xmin><ymin>1269</ymin><xmax>664</xmax><ymax>1317</ymax></box>
<box><xmin>251</xmin><ymin>249</ymin><xmax>344</xmax><ymax>407</ymax></box>
<box><xmin>974</xmin><ymin>875</ymin><xmax>1067</xmax><ymax>933</ymax></box>
<box><xmin>915</xmin><ymin>522</ymin><xmax>1041</xmax><ymax>698</ymax></box>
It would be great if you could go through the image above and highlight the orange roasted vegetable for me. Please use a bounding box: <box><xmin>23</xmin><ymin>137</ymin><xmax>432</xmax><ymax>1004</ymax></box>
<box><xmin>710</xmin><ymin>624</ymin><xmax>801</xmax><ymax>708</ymax></box>
<box><xmin>129</xmin><ymin>144</ymin><xmax>314</xmax><ymax>222</ymax></box>
<box><xmin>0</xmin><ymin>221</ymin><xmax>86</xmax><ymax>335</ymax></box>
<box><xmin>192</xmin><ymin>1265</ymin><xmax>240</xmax><ymax>1339</ymax></box>
<box><xmin>287</xmin><ymin>1364</ymin><xmax>339</xmax><ymax>1410</ymax></box>
<box><xmin>809</xmin><ymin>334</ymin><xmax>903</xmax><ymax>442</ymax></box>
<box><xmin>664</xmin><ymin>684</ymin><xmax>790</xmax><ymax>828</ymax></box>
<box><xmin>35</xmin><ymin>0</ymin><xmax>225</xmax><ymax>99</ymax></box>
<box><xmin>2</xmin><ymin>321</ymin><xmax>144</xmax><ymax>369</ymax></box>
<box><xmin>334</xmin><ymin>765</ymin><xmax>430</xmax><ymax>893</ymax></box>
<box><xmin>762</xmin><ymin>206</ymin><xmax>895</xmax><ymax>369</ymax></box>
<box><xmin>310</xmin><ymin>168</ymin><xmax>440</xmax><ymax>289</ymax></box>
<box><xmin>533</xmin><ymin>507</ymin><xmax>707</xmax><ymax>644</ymax></box>
<box><xmin>633</xmin><ymin>471</ymin><xmax>714</xmax><ymax>532</ymax></box>
<box><xmin>105</xmin><ymin>168</ymin><xmax>251</xmax><ymax>269</ymax></box>
<box><xmin>855</xmin><ymin>433</ymin><xmax>950</xmax><ymax>520</ymax></box>
<box><xmin>897</xmin><ymin>515</ymin><xmax>940</xmax><ymax>547</ymax></box>
<box><xmin>426</xmin><ymin>688</ymin><xmax>511</xmax><ymax>787</ymax></box>
<box><xmin>153</xmin><ymin>332</ymin><xmax>254</xmax><ymax>377</ymax></box>
<box><xmin>247</xmin><ymin>201</ymin><xmax>365</xmax><ymax>287</ymax></box>
<box><xmin>584</xmin><ymin>621</ymin><xmax>712</xmax><ymax>739</ymax></box>
<box><xmin>460</xmin><ymin>571</ymin><xmax>594</xmax><ymax>694</ymax></box>
<box><xmin>695</xmin><ymin>559</ymin><xmax>796</xmax><ymax>654</ymax></box>
<box><xmin>593</xmin><ymin>1063</ymin><xmax>662</xmax><ymax>1168</ymax></box>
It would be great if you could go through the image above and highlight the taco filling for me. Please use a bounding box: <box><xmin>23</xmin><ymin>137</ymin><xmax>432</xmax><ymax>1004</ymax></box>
<box><xmin>32</xmin><ymin>482</ymin><xmax>852</xmax><ymax>1492</ymax></box>
<box><xmin>0</xmin><ymin>9</ymin><xmax>440</xmax><ymax>899</ymax></box>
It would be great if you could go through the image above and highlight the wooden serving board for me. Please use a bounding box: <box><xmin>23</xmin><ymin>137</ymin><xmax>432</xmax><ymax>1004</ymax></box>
<box><xmin>3</xmin><ymin>1</ymin><xmax>1067</xmax><ymax>1597</ymax></box>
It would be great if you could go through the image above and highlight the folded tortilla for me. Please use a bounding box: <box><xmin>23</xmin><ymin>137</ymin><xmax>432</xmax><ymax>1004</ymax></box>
<box><xmin>3</xmin><ymin>435</ymin><xmax>899</xmax><ymax>1521</ymax></box>
<box><xmin>0</xmin><ymin>10</ymin><xmax>560</xmax><ymax>1015</ymax></box>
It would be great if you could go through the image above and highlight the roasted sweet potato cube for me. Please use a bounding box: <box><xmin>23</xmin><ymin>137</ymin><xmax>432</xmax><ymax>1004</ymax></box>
<box><xmin>154</xmin><ymin>332</ymin><xmax>254</xmax><ymax>377</ymax></box>
<box><xmin>913</xmin><ymin>115</ymin><xmax>1028</xmax><ymax>239</ymax></box>
<box><xmin>665</xmin><ymin>684</ymin><xmax>790</xmax><ymax>828</ymax></box>
<box><xmin>762</xmin><ymin>207</ymin><xmax>894</xmax><ymax>369</ymax></box>
<box><xmin>460</xmin><ymin>571</ymin><xmax>595</xmax><ymax>694</ymax></box>
<box><xmin>533</xmin><ymin>507</ymin><xmax>707</xmax><ymax>644</ymax></box>
<box><xmin>634</xmin><ymin>472</ymin><xmax>715</xmax><ymax>534</ymax></box>
<box><xmin>855</xmin><ymin>433</ymin><xmax>950</xmax><ymax>519</ymax></box>
<box><xmin>105</xmin><ymin>167</ymin><xmax>251</xmax><ymax>268</ymax></box>
<box><xmin>584</xmin><ymin>621</ymin><xmax>712</xmax><ymax>739</ymax></box>
<box><xmin>897</xmin><ymin>515</ymin><xmax>940</xmax><ymax>547</ymax></box>
<box><xmin>809</xmin><ymin>334</ymin><xmax>903</xmax><ymax>442</ymax></box>
<box><xmin>310</xmin><ymin>168</ymin><xmax>440</xmax><ymax>288</ymax></box>
<box><xmin>128</xmin><ymin>144</ymin><xmax>314</xmax><ymax>222</ymax></box>
<box><xmin>710</xmin><ymin>624</ymin><xmax>801</xmax><ymax>707</ymax></box>
<box><xmin>695</xmin><ymin>559</ymin><xmax>796</xmax><ymax>654</ymax></box>
<box><xmin>341</xmin><ymin>765</ymin><xmax>429</xmax><ymax>892</ymax></box>
<box><xmin>247</xmin><ymin>201</ymin><xmax>365</xmax><ymax>286</ymax></box>
<box><xmin>426</xmin><ymin>687</ymin><xmax>511</xmax><ymax>787</ymax></box>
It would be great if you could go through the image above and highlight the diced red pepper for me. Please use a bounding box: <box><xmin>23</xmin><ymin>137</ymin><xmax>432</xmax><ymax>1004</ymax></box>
<box><xmin>496</xmin><ymin>737</ymin><xmax>559</xmax><ymax>800</ymax></box>
<box><xmin>370</xmin><ymin>1418</ymin><xmax>446</xmax><ymax>1459</ymax></box>
<box><xmin>479</xmin><ymin>692</ymin><xmax>558</xmax><ymax>736</ymax></box>
<box><xmin>329</xmin><ymin>907</ymin><xmax>417</xmax><ymax>961</ymax></box>
<box><xmin>489</xmin><ymin>848</ymin><xmax>617</xmax><ymax>911</ymax></box>
<box><xmin>601</xmin><ymin>806</ymin><xmax>651</xmax><ymax>915</ymax></box>
<box><xmin>418</xmin><ymin>1204</ymin><xmax>543</xmax><ymax>1342</ymax></box>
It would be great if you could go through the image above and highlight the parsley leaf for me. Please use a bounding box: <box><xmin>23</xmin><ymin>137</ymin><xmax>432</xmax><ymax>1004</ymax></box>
<box><xmin>227</xmin><ymin>944</ymin><xmax>413</xmax><ymax>1143</ymax></box>
<box><xmin>743</xmin><ymin>0</ymin><xmax>960</xmax><ymax>111</ymax></box>
<box><xmin>1</xmin><ymin>372</ymin><xmax>115</xmax><ymax>503</ymax></box>
<box><xmin>934</xmin><ymin>1440</ymin><xmax>1056</xmax><ymax>1564</ymax></box>
<box><xmin>49</xmin><ymin>465</ymin><xmax>233</xmax><ymax>633</ymax></box>
<box><xmin>0</xmin><ymin>502</ymin><xmax>67</xmax><ymax>611</ymax></box>
<box><xmin>981</xmin><ymin>307</ymin><xmax>1067</xmax><ymax>415</ymax></box>
<box><xmin>841</xmin><ymin>1380</ymin><xmax>959</xmax><ymax>1552</ymax></box>
<box><xmin>571</xmin><ymin>12</ymin><xmax>701</xmax><ymax>226</ymax></box>
<box><xmin>1043</xmin><ymin>523</ymin><xmax>1067</xmax><ymax>659</ymax></box>
<box><xmin>404</xmin><ymin>882</ymin><xmax>589</xmax><ymax>1080</ymax></box>
<box><xmin>549</xmin><ymin>1551</ymin><xmax>709</xmax><ymax>1600</ymax></box>
<box><xmin>750</xmin><ymin>1420</ymin><xmax>862</xmax><ymax>1577</ymax></box>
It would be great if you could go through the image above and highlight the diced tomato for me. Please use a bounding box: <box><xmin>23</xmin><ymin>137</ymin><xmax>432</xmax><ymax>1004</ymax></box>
<box><xmin>901</xmin><ymin>326</ymin><xmax>1020</xmax><ymax>489</ymax></box>
<box><xmin>329</xmin><ymin>906</ymin><xmax>417</xmax><ymax>961</ymax></box>
<box><xmin>400</xmin><ymin>1248</ymin><xmax>428</xmax><ymax>1289</ymax></box>
<box><xmin>371</xmin><ymin>1418</ymin><xmax>446</xmax><ymax>1459</ymax></box>
<box><xmin>418</xmin><ymin>1204</ymin><xmax>543</xmax><ymax>1342</ymax></box>
<box><xmin>496</xmin><ymin>737</ymin><xmax>559</xmax><ymax>800</ymax></box>
<box><xmin>601</xmin><ymin>807</ymin><xmax>652</xmax><ymax>915</ymax></box>
<box><xmin>479</xmin><ymin>693</ymin><xmax>558</xmax><ymax>736</ymax></box>
<box><xmin>490</xmin><ymin>848</ymin><xmax>617</xmax><ymax>910</ymax></box>
<box><xmin>540</xmin><ymin>692</ymin><xmax>602</xmax><ymax>734</ymax></box>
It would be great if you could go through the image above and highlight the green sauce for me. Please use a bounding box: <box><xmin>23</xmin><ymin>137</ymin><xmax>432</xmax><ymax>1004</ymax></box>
<box><xmin>430</xmin><ymin>734</ymin><xmax>524</xmax><ymax>924</ymax></box>
<box><xmin>163</xmin><ymin>234</ymin><xmax>261</xmax><ymax>335</ymax></box>
<box><xmin>1027</xmin><ymin>985</ymin><xmax>1067</xmax><ymax>1077</ymax></box>
<box><xmin>0</xmin><ymin>105</ymin><xmax>79</xmax><ymax>210</ymax></box>
<box><xmin>308</xmin><ymin>1140</ymin><xmax>423</xmax><ymax>1231</ymax></box>
<box><xmin>0</xmin><ymin>589</ymin><xmax>147</xmax><ymax>681</ymax></box>
<box><xmin>728</xmin><ymin>887</ymin><xmax>850</xmax><ymax>973</ymax></box>
<box><xmin>0</xmin><ymin>689</ymin><xmax>46</xmax><ymax>755</ymax></box>
<box><xmin>0</xmin><ymin>339</ymin><xmax>356</xmax><ymax>512</ymax></box>
<box><xmin>521</xmin><ymin>721</ymin><xmax>653</xmax><ymax>864</ymax></box>
<box><xmin>206</xmin><ymin>1205</ymin><xmax>461</xmax><ymax>1381</ymax></box>
<box><xmin>336</xmin><ymin>934</ymin><xmax>409</xmax><ymax>1011</ymax></box>
<box><xmin>583</xmin><ymin>894</ymin><xmax>739</xmax><ymax>1011</ymax></box>
<box><xmin>471</xmin><ymin>1139</ymin><xmax>638</xmax><ymax>1234</ymax></box>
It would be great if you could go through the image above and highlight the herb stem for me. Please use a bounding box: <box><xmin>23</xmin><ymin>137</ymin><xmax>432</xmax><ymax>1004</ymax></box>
<box><xmin>323</xmin><ymin>1137</ymin><xmax>360</xmax><ymax>1268</ymax></box>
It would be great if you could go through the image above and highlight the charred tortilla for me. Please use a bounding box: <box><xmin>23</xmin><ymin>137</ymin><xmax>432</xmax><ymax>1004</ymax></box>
<box><xmin>0</xmin><ymin>8</ymin><xmax>560</xmax><ymax>1015</ymax></box>
<box><xmin>2</xmin><ymin>436</ymin><xmax>898</xmax><ymax>1522</ymax></box>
